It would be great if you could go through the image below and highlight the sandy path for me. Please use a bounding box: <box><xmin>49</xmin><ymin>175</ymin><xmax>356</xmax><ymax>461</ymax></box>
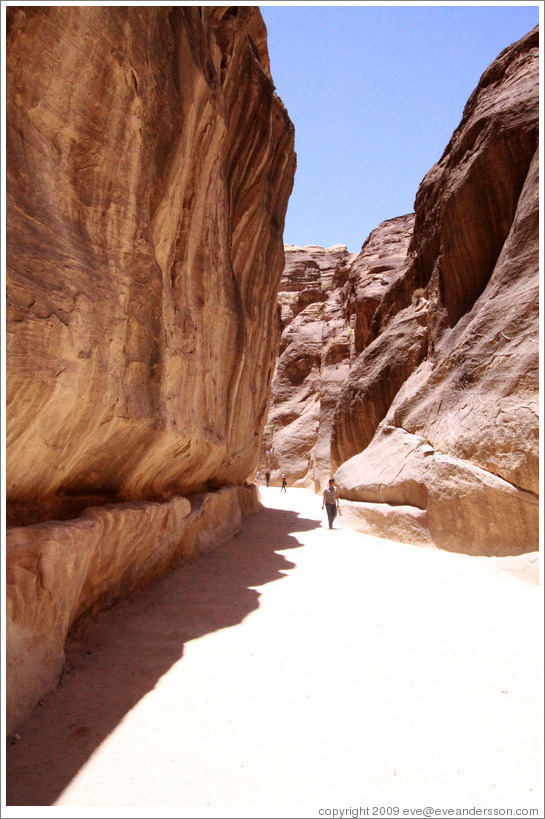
<box><xmin>4</xmin><ymin>488</ymin><xmax>543</xmax><ymax>813</ymax></box>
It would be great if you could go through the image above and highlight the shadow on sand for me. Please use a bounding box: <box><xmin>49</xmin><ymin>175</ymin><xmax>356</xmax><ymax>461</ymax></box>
<box><xmin>6</xmin><ymin>503</ymin><xmax>320</xmax><ymax>806</ymax></box>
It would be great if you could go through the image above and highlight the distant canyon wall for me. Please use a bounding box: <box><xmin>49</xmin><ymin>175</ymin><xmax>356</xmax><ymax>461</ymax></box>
<box><xmin>263</xmin><ymin>26</ymin><xmax>539</xmax><ymax>556</ymax></box>
<box><xmin>6</xmin><ymin>5</ymin><xmax>295</xmax><ymax>732</ymax></box>
<box><xmin>261</xmin><ymin>213</ymin><xmax>416</xmax><ymax>491</ymax></box>
<box><xmin>261</xmin><ymin>242</ymin><xmax>357</xmax><ymax>490</ymax></box>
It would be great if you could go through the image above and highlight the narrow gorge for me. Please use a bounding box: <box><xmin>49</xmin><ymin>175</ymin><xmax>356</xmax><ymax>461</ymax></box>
<box><xmin>5</xmin><ymin>6</ymin><xmax>539</xmax><ymax>746</ymax></box>
<box><xmin>262</xmin><ymin>24</ymin><xmax>539</xmax><ymax>557</ymax></box>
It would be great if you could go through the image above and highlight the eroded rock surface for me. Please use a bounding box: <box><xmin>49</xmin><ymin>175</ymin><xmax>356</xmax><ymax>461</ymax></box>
<box><xmin>6</xmin><ymin>485</ymin><xmax>261</xmax><ymax>734</ymax></box>
<box><xmin>331</xmin><ymin>213</ymin><xmax>420</xmax><ymax>469</ymax></box>
<box><xmin>6</xmin><ymin>6</ymin><xmax>295</xmax><ymax>731</ymax></box>
<box><xmin>6</xmin><ymin>5</ymin><xmax>295</xmax><ymax>525</ymax></box>
<box><xmin>266</xmin><ymin>26</ymin><xmax>539</xmax><ymax>555</ymax></box>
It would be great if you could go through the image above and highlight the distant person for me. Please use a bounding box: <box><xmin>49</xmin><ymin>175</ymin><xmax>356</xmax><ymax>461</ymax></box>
<box><xmin>265</xmin><ymin>470</ymin><xmax>270</xmax><ymax>487</ymax></box>
<box><xmin>256</xmin><ymin>470</ymin><xmax>262</xmax><ymax>485</ymax></box>
<box><xmin>281</xmin><ymin>473</ymin><xmax>287</xmax><ymax>492</ymax></box>
<box><xmin>322</xmin><ymin>478</ymin><xmax>340</xmax><ymax>529</ymax></box>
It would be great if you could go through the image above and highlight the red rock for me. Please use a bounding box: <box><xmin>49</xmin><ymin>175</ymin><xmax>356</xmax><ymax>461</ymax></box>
<box><xmin>331</xmin><ymin>214</ymin><xmax>420</xmax><ymax>468</ymax></box>
<box><xmin>261</xmin><ymin>244</ymin><xmax>355</xmax><ymax>490</ymax></box>
<box><xmin>262</xmin><ymin>217</ymin><xmax>417</xmax><ymax>490</ymax></box>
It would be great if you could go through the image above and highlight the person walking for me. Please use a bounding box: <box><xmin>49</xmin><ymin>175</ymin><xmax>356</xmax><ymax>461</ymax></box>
<box><xmin>322</xmin><ymin>478</ymin><xmax>340</xmax><ymax>529</ymax></box>
<box><xmin>265</xmin><ymin>470</ymin><xmax>270</xmax><ymax>488</ymax></box>
<box><xmin>281</xmin><ymin>473</ymin><xmax>287</xmax><ymax>492</ymax></box>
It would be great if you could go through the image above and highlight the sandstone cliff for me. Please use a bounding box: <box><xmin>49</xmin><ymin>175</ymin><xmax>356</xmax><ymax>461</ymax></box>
<box><xmin>261</xmin><ymin>215</ymin><xmax>415</xmax><ymax>491</ymax></box>
<box><xmin>6</xmin><ymin>5</ymin><xmax>295</xmax><ymax>525</ymax></box>
<box><xmin>265</xmin><ymin>26</ymin><xmax>539</xmax><ymax>556</ymax></box>
<box><xmin>6</xmin><ymin>5</ymin><xmax>295</xmax><ymax>732</ymax></box>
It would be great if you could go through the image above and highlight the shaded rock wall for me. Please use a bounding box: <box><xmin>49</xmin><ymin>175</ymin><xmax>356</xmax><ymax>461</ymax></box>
<box><xmin>266</xmin><ymin>26</ymin><xmax>539</xmax><ymax>555</ymax></box>
<box><xmin>6</xmin><ymin>6</ymin><xmax>295</xmax><ymax>731</ymax></box>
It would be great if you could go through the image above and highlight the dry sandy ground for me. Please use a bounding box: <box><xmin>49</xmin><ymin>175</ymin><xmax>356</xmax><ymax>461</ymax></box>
<box><xmin>4</xmin><ymin>487</ymin><xmax>543</xmax><ymax>816</ymax></box>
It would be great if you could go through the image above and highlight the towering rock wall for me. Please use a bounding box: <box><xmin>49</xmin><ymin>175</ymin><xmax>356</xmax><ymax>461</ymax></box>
<box><xmin>6</xmin><ymin>5</ymin><xmax>295</xmax><ymax>526</ymax></box>
<box><xmin>6</xmin><ymin>6</ymin><xmax>295</xmax><ymax>732</ymax></box>
<box><xmin>335</xmin><ymin>25</ymin><xmax>539</xmax><ymax>555</ymax></box>
<box><xmin>266</xmin><ymin>26</ymin><xmax>539</xmax><ymax>556</ymax></box>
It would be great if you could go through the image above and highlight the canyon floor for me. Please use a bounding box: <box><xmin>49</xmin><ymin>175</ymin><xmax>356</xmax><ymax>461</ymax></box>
<box><xmin>4</xmin><ymin>488</ymin><xmax>543</xmax><ymax>815</ymax></box>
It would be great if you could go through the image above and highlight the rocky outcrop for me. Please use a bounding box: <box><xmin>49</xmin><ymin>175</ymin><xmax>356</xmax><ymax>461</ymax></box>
<box><xmin>266</xmin><ymin>26</ymin><xmax>539</xmax><ymax>556</ymax></box>
<box><xmin>331</xmin><ymin>213</ymin><xmax>420</xmax><ymax>468</ymax></box>
<box><xmin>6</xmin><ymin>484</ymin><xmax>260</xmax><ymax>735</ymax></box>
<box><xmin>6</xmin><ymin>6</ymin><xmax>295</xmax><ymax>731</ymax></box>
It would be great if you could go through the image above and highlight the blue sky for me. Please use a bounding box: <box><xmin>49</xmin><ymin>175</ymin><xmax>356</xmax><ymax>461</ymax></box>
<box><xmin>260</xmin><ymin>3</ymin><xmax>541</xmax><ymax>252</ymax></box>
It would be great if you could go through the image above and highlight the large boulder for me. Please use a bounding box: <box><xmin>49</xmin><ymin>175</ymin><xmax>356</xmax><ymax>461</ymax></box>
<box><xmin>335</xmin><ymin>26</ymin><xmax>539</xmax><ymax>554</ymax></box>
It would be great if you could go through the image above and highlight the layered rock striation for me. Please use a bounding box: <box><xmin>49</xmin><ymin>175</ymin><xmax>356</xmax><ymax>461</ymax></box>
<box><xmin>6</xmin><ymin>484</ymin><xmax>260</xmax><ymax>736</ymax></box>
<box><xmin>265</xmin><ymin>26</ymin><xmax>539</xmax><ymax>556</ymax></box>
<box><xmin>6</xmin><ymin>6</ymin><xmax>295</xmax><ymax>731</ymax></box>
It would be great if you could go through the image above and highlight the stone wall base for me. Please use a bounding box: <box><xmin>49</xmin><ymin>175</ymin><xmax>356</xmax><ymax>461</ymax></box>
<box><xmin>6</xmin><ymin>485</ymin><xmax>261</xmax><ymax>734</ymax></box>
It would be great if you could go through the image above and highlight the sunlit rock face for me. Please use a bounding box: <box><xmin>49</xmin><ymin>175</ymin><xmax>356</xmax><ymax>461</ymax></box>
<box><xmin>5</xmin><ymin>5</ymin><xmax>295</xmax><ymax>732</ymax></box>
<box><xmin>6</xmin><ymin>5</ymin><xmax>295</xmax><ymax>526</ymax></box>
<box><xmin>260</xmin><ymin>244</ymin><xmax>355</xmax><ymax>490</ymax></box>
<box><xmin>331</xmin><ymin>213</ymin><xmax>419</xmax><ymax>469</ymax></box>
<box><xmin>334</xmin><ymin>26</ymin><xmax>539</xmax><ymax>555</ymax></box>
<box><xmin>261</xmin><ymin>218</ymin><xmax>416</xmax><ymax>491</ymax></box>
